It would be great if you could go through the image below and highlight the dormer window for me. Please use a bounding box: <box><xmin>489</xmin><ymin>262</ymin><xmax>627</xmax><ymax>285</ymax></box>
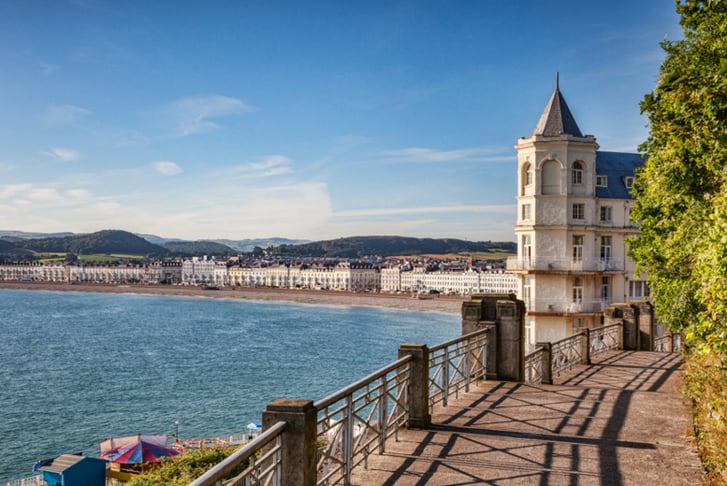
<box><xmin>625</xmin><ymin>176</ymin><xmax>635</xmax><ymax>189</ymax></box>
<box><xmin>596</xmin><ymin>175</ymin><xmax>608</xmax><ymax>187</ymax></box>
<box><xmin>572</xmin><ymin>161</ymin><xmax>584</xmax><ymax>185</ymax></box>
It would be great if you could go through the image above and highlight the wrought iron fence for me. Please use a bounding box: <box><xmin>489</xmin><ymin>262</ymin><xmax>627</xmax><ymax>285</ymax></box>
<box><xmin>551</xmin><ymin>332</ymin><xmax>584</xmax><ymax>377</ymax></box>
<box><xmin>314</xmin><ymin>356</ymin><xmax>411</xmax><ymax>486</ymax></box>
<box><xmin>189</xmin><ymin>420</ymin><xmax>286</xmax><ymax>486</ymax></box>
<box><xmin>524</xmin><ymin>346</ymin><xmax>545</xmax><ymax>385</ymax></box>
<box><xmin>428</xmin><ymin>328</ymin><xmax>489</xmax><ymax>412</ymax></box>
<box><xmin>589</xmin><ymin>324</ymin><xmax>621</xmax><ymax>357</ymax></box>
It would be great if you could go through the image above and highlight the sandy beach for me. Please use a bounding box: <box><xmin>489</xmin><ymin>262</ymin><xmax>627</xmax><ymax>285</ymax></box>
<box><xmin>0</xmin><ymin>281</ymin><xmax>465</xmax><ymax>314</ymax></box>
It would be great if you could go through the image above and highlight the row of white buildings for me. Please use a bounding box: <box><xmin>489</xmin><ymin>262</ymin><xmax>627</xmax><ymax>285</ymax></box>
<box><xmin>0</xmin><ymin>258</ymin><xmax>519</xmax><ymax>295</ymax></box>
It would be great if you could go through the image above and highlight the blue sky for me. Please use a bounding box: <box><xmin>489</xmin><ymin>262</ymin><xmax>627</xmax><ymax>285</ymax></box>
<box><xmin>0</xmin><ymin>1</ymin><xmax>681</xmax><ymax>242</ymax></box>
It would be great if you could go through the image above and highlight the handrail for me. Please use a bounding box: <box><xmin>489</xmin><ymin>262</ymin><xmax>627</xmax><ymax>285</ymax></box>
<box><xmin>429</xmin><ymin>328</ymin><xmax>489</xmax><ymax>353</ymax></box>
<box><xmin>189</xmin><ymin>420</ymin><xmax>286</xmax><ymax>486</ymax></box>
<box><xmin>524</xmin><ymin>346</ymin><xmax>545</xmax><ymax>385</ymax></box>
<box><xmin>314</xmin><ymin>355</ymin><xmax>412</xmax><ymax>409</ymax></box>
<box><xmin>428</xmin><ymin>328</ymin><xmax>490</xmax><ymax>411</ymax></box>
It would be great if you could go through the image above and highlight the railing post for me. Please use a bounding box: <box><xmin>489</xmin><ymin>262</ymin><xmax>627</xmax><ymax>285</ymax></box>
<box><xmin>398</xmin><ymin>343</ymin><xmax>431</xmax><ymax>428</ymax></box>
<box><xmin>582</xmin><ymin>329</ymin><xmax>591</xmax><ymax>365</ymax></box>
<box><xmin>618</xmin><ymin>322</ymin><xmax>624</xmax><ymax>350</ymax></box>
<box><xmin>665</xmin><ymin>332</ymin><xmax>674</xmax><ymax>352</ymax></box>
<box><xmin>483</xmin><ymin>324</ymin><xmax>497</xmax><ymax>380</ymax></box>
<box><xmin>536</xmin><ymin>342</ymin><xmax>553</xmax><ymax>385</ymax></box>
<box><xmin>262</xmin><ymin>400</ymin><xmax>317</xmax><ymax>486</ymax></box>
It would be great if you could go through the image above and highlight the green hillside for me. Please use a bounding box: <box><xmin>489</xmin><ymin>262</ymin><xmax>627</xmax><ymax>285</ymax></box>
<box><xmin>16</xmin><ymin>230</ymin><xmax>169</xmax><ymax>256</ymax></box>
<box><xmin>269</xmin><ymin>236</ymin><xmax>515</xmax><ymax>258</ymax></box>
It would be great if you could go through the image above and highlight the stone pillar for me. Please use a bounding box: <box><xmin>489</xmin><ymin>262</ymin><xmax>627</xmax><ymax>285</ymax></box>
<box><xmin>536</xmin><ymin>342</ymin><xmax>553</xmax><ymax>385</ymax></box>
<box><xmin>638</xmin><ymin>302</ymin><xmax>655</xmax><ymax>351</ymax></box>
<box><xmin>582</xmin><ymin>328</ymin><xmax>591</xmax><ymax>365</ymax></box>
<box><xmin>398</xmin><ymin>343</ymin><xmax>431</xmax><ymax>428</ymax></box>
<box><xmin>496</xmin><ymin>299</ymin><xmax>525</xmax><ymax>381</ymax></box>
<box><xmin>623</xmin><ymin>304</ymin><xmax>640</xmax><ymax>351</ymax></box>
<box><xmin>262</xmin><ymin>399</ymin><xmax>317</xmax><ymax>486</ymax></box>
<box><xmin>462</xmin><ymin>294</ymin><xmax>525</xmax><ymax>382</ymax></box>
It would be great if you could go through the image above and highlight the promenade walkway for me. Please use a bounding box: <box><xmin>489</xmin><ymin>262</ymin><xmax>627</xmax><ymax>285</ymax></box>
<box><xmin>351</xmin><ymin>351</ymin><xmax>703</xmax><ymax>485</ymax></box>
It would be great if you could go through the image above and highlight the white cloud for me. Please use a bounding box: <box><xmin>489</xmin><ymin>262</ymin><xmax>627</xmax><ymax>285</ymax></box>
<box><xmin>333</xmin><ymin>204</ymin><xmax>516</xmax><ymax>218</ymax></box>
<box><xmin>42</xmin><ymin>104</ymin><xmax>91</xmax><ymax>125</ymax></box>
<box><xmin>40</xmin><ymin>62</ymin><xmax>59</xmax><ymax>75</ymax></box>
<box><xmin>43</xmin><ymin>147</ymin><xmax>80</xmax><ymax>161</ymax></box>
<box><xmin>152</xmin><ymin>161</ymin><xmax>183</xmax><ymax>176</ymax></box>
<box><xmin>162</xmin><ymin>94</ymin><xmax>255</xmax><ymax>136</ymax></box>
<box><xmin>382</xmin><ymin>147</ymin><xmax>513</xmax><ymax>164</ymax></box>
<box><xmin>219</xmin><ymin>155</ymin><xmax>294</xmax><ymax>178</ymax></box>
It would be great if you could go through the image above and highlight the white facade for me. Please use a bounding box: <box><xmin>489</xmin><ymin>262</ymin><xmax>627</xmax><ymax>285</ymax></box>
<box><xmin>507</xmin><ymin>80</ymin><xmax>646</xmax><ymax>348</ymax></box>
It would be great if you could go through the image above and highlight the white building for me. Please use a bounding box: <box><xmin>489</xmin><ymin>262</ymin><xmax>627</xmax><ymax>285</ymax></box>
<box><xmin>507</xmin><ymin>78</ymin><xmax>646</xmax><ymax>348</ymax></box>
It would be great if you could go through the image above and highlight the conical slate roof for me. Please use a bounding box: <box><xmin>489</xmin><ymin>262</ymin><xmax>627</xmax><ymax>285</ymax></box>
<box><xmin>531</xmin><ymin>75</ymin><xmax>583</xmax><ymax>137</ymax></box>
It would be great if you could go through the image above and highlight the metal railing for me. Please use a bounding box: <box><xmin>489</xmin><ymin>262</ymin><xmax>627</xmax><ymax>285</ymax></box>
<box><xmin>551</xmin><ymin>332</ymin><xmax>585</xmax><ymax>377</ymax></box>
<box><xmin>189</xmin><ymin>420</ymin><xmax>286</xmax><ymax>486</ymax></box>
<box><xmin>524</xmin><ymin>346</ymin><xmax>545</xmax><ymax>384</ymax></box>
<box><xmin>314</xmin><ymin>356</ymin><xmax>412</xmax><ymax>486</ymax></box>
<box><xmin>589</xmin><ymin>324</ymin><xmax>621</xmax><ymax>357</ymax></box>
<box><xmin>507</xmin><ymin>256</ymin><xmax>624</xmax><ymax>272</ymax></box>
<box><xmin>428</xmin><ymin>328</ymin><xmax>489</xmax><ymax>412</ymax></box>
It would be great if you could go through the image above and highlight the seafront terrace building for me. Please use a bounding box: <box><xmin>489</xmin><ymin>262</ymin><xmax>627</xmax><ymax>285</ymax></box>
<box><xmin>506</xmin><ymin>79</ymin><xmax>648</xmax><ymax>348</ymax></box>
<box><xmin>382</xmin><ymin>265</ymin><xmax>518</xmax><ymax>296</ymax></box>
<box><xmin>0</xmin><ymin>259</ymin><xmax>518</xmax><ymax>296</ymax></box>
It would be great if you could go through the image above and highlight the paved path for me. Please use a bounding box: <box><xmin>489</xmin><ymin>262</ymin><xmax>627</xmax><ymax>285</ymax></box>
<box><xmin>351</xmin><ymin>351</ymin><xmax>703</xmax><ymax>485</ymax></box>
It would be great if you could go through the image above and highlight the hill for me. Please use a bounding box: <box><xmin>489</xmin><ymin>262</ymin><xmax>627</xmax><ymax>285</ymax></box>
<box><xmin>15</xmin><ymin>230</ymin><xmax>169</xmax><ymax>256</ymax></box>
<box><xmin>269</xmin><ymin>236</ymin><xmax>515</xmax><ymax>258</ymax></box>
<box><xmin>162</xmin><ymin>240</ymin><xmax>237</xmax><ymax>256</ymax></box>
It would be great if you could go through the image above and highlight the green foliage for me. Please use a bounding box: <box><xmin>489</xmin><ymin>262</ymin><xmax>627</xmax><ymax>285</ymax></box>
<box><xmin>125</xmin><ymin>446</ymin><xmax>243</xmax><ymax>486</ymax></box>
<box><xmin>683</xmin><ymin>350</ymin><xmax>727</xmax><ymax>484</ymax></box>
<box><xmin>629</xmin><ymin>0</ymin><xmax>727</xmax><ymax>353</ymax></box>
<box><xmin>269</xmin><ymin>236</ymin><xmax>515</xmax><ymax>258</ymax></box>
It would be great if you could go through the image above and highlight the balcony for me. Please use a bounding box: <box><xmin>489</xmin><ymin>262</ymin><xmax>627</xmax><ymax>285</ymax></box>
<box><xmin>507</xmin><ymin>257</ymin><xmax>623</xmax><ymax>273</ymax></box>
<box><xmin>524</xmin><ymin>298</ymin><xmax>611</xmax><ymax>314</ymax></box>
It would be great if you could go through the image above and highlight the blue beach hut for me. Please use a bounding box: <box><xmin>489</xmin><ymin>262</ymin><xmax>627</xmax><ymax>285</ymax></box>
<box><xmin>35</xmin><ymin>453</ymin><xmax>106</xmax><ymax>486</ymax></box>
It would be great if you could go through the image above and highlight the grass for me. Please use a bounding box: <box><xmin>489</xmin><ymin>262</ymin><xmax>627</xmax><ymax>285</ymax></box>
<box><xmin>126</xmin><ymin>446</ymin><xmax>243</xmax><ymax>486</ymax></box>
<box><xmin>683</xmin><ymin>349</ymin><xmax>727</xmax><ymax>485</ymax></box>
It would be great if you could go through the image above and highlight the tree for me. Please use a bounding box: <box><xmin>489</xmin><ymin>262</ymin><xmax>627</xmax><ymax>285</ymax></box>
<box><xmin>629</xmin><ymin>0</ymin><xmax>727</xmax><ymax>354</ymax></box>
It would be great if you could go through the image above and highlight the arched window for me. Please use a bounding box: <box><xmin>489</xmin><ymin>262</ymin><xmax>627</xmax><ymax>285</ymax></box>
<box><xmin>572</xmin><ymin>161</ymin><xmax>584</xmax><ymax>185</ymax></box>
<box><xmin>541</xmin><ymin>160</ymin><xmax>560</xmax><ymax>195</ymax></box>
<box><xmin>521</xmin><ymin>162</ymin><xmax>532</xmax><ymax>195</ymax></box>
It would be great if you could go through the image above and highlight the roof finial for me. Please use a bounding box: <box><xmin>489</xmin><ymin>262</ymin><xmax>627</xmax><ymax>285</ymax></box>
<box><xmin>556</xmin><ymin>72</ymin><xmax>559</xmax><ymax>90</ymax></box>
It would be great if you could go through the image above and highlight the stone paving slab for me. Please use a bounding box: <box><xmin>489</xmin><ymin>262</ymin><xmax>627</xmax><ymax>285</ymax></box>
<box><xmin>350</xmin><ymin>351</ymin><xmax>703</xmax><ymax>485</ymax></box>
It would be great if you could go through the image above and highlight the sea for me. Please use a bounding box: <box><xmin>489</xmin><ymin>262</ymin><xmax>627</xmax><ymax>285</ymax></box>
<box><xmin>0</xmin><ymin>289</ymin><xmax>459</xmax><ymax>482</ymax></box>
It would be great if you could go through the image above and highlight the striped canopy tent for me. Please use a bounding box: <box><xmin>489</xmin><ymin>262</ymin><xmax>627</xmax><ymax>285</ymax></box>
<box><xmin>100</xmin><ymin>439</ymin><xmax>180</xmax><ymax>465</ymax></box>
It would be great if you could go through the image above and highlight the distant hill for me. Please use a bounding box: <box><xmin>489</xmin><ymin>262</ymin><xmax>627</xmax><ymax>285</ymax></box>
<box><xmin>0</xmin><ymin>230</ymin><xmax>79</xmax><ymax>242</ymax></box>
<box><xmin>269</xmin><ymin>236</ymin><xmax>516</xmax><ymax>258</ymax></box>
<box><xmin>137</xmin><ymin>234</ymin><xmax>307</xmax><ymax>252</ymax></box>
<box><xmin>162</xmin><ymin>240</ymin><xmax>237</xmax><ymax>256</ymax></box>
<box><xmin>15</xmin><ymin>230</ymin><xmax>169</xmax><ymax>256</ymax></box>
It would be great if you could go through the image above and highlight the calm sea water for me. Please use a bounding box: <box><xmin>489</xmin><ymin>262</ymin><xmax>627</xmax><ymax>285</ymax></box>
<box><xmin>0</xmin><ymin>289</ymin><xmax>458</xmax><ymax>481</ymax></box>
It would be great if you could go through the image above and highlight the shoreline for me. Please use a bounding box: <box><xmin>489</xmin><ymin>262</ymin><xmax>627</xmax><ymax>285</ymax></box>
<box><xmin>0</xmin><ymin>281</ymin><xmax>466</xmax><ymax>314</ymax></box>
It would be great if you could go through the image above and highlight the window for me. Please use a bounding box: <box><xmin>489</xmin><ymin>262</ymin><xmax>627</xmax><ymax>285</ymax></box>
<box><xmin>600</xmin><ymin>206</ymin><xmax>612</xmax><ymax>222</ymax></box>
<box><xmin>572</xmin><ymin>161</ymin><xmax>584</xmax><ymax>185</ymax></box>
<box><xmin>625</xmin><ymin>176</ymin><xmax>635</xmax><ymax>189</ymax></box>
<box><xmin>572</xmin><ymin>235</ymin><xmax>584</xmax><ymax>262</ymax></box>
<box><xmin>596</xmin><ymin>175</ymin><xmax>608</xmax><ymax>187</ymax></box>
<box><xmin>629</xmin><ymin>280</ymin><xmax>650</xmax><ymax>299</ymax></box>
<box><xmin>522</xmin><ymin>234</ymin><xmax>532</xmax><ymax>262</ymax></box>
<box><xmin>521</xmin><ymin>204</ymin><xmax>531</xmax><ymax>221</ymax></box>
<box><xmin>572</xmin><ymin>277</ymin><xmax>583</xmax><ymax>303</ymax></box>
<box><xmin>600</xmin><ymin>236</ymin><xmax>612</xmax><ymax>261</ymax></box>
<box><xmin>542</xmin><ymin>160</ymin><xmax>560</xmax><ymax>195</ymax></box>
<box><xmin>601</xmin><ymin>276</ymin><xmax>611</xmax><ymax>301</ymax></box>
<box><xmin>572</xmin><ymin>203</ymin><xmax>585</xmax><ymax>220</ymax></box>
<box><xmin>524</xmin><ymin>163</ymin><xmax>532</xmax><ymax>185</ymax></box>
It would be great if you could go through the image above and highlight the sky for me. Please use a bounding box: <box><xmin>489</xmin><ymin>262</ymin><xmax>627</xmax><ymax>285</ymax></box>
<box><xmin>0</xmin><ymin>1</ymin><xmax>682</xmax><ymax>242</ymax></box>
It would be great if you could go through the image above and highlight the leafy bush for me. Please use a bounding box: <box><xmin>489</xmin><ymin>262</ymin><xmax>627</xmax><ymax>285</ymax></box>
<box><xmin>126</xmin><ymin>446</ymin><xmax>242</xmax><ymax>486</ymax></box>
